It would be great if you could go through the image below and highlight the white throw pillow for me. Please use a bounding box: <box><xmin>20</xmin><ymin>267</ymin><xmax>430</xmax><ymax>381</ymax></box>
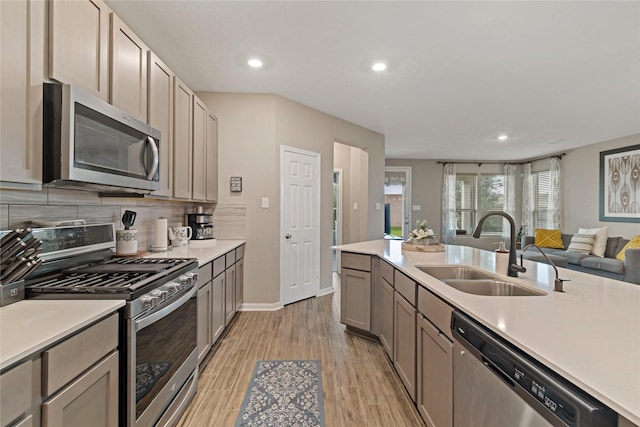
<box><xmin>577</xmin><ymin>226</ymin><xmax>608</xmax><ymax>257</ymax></box>
<box><xmin>567</xmin><ymin>234</ymin><xmax>596</xmax><ymax>254</ymax></box>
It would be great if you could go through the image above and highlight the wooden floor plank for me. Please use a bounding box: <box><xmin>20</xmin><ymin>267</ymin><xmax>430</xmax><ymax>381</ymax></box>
<box><xmin>178</xmin><ymin>274</ymin><xmax>424</xmax><ymax>426</ymax></box>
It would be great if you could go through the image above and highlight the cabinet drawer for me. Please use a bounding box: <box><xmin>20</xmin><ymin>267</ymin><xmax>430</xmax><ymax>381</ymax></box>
<box><xmin>341</xmin><ymin>252</ymin><xmax>371</xmax><ymax>272</ymax></box>
<box><xmin>42</xmin><ymin>313</ymin><xmax>118</xmax><ymax>396</ymax></box>
<box><xmin>225</xmin><ymin>250</ymin><xmax>236</xmax><ymax>268</ymax></box>
<box><xmin>213</xmin><ymin>255</ymin><xmax>226</xmax><ymax>278</ymax></box>
<box><xmin>198</xmin><ymin>262</ymin><xmax>213</xmax><ymax>285</ymax></box>
<box><xmin>418</xmin><ymin>286</ymin><xmax>454</xmax><ymax>340</ymax></box>
<box><xmin>0</xmin><ymin>360</ymin><xmax>32</xmax><ymax>426</ymax></box>
<box><xmin>394</xmin><ymin>270</ymin><xmax>416</xmax><ymax>306</ymax></box>
<box><xmin>236</xmin><ymin>244</ymin><xmax>245</xmax><ymax>260</ymax></box>
<box><xmin>380</xmin><ymin>260</ymin><xmax>394</xmax><ymax>285</ymax></box>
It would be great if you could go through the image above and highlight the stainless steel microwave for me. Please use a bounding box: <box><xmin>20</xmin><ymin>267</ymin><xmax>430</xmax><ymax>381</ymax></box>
<box><xmin>43</xmin><ymin>83</ymin><xmax>160</xmax><ymax>193</ymax></box>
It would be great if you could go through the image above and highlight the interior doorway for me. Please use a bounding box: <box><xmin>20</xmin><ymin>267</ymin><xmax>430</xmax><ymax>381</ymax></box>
<box><xmin>332</xmin><ymin>169</ymin><xmax>342</xmax><ymax>272</ymax></box>
<box><xmin>384</xmin><ymin>166</ymin><xmax>412</xmax><ymax>239</ymax></box>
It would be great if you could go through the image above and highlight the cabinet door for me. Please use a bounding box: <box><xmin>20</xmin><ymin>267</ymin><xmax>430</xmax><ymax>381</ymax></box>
<box><xmin>205</xmin><ymin>112</ymin><xmax>219</xmax><ymax>202</ymax></box>
<box><xmin>211</xmin><ymin>272</ymin><xmax>226</xmax><ymax>342</ymax></box>
<box><xmin>235</xmin><ymin>257</ymin><xmax>244</xmax><ymax>309</ymax></box>
<box><xmin>49</xmin><ymin>0</ymin><xmax>110</xmax><ymax>100</ymax></box>
<box><xmin>394</xmin><ymin>291</ymin><xmax>416</xmax><ymax>401</ymax></box>
<box><xmin>172</xmin><ymin>77</ymin><xmax>193</xmax><ymax>199</ymax></box>
<box><xmin>42</xmin><ymin>351</ymin><xmax>118</xmax><ymax>427</ymax></box>
<box><xmin>0</xmin><ymin>0</ymin><xmax>45</xmax><ymax>187</ymax></box>
<box><xmin>192</xmin><ymin>95</ymin><xmax>207</xmax><ymax>201</ymax></box>
<box><xmin>225</xmin><ymin>264</ymin><xmax>236</xmax><ymax>325</ymax></box>
<box><xmin>197</xmin><ymin>281</ymin><xmax>213</xmax><ymax>364</ymax></box>
<box><xmin>340</xmin><ymin>268</ymin><xmax>371</xmax><ymax>331</ymax></box>
<box><xmin>147</xmin><ymin>52</ymin><xmax>174</xmax><ymax>197</ymax></box>
<box><xmin>379</xmin><ymin>278</ymin><xmax>394</xmax><ymax>358</ymax></box>
<box><xmin>417</xmin><ymin>315</ymin><xmax>453</xmax><ymax>427</ymax></box>
<box><xmin>110</xmin><ymin>13</ymin><xmax>148</xmax><ymax>121</ymax></box>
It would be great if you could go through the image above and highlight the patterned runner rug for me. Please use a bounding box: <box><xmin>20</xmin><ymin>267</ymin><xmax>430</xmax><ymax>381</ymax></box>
<box><xmin>235</xmin><ymin>360</ymin><xmax>325</xmax><ymax>427</ymax></box>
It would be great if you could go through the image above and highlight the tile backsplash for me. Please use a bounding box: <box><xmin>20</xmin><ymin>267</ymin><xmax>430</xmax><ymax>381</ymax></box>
<box><xmin>0</xmin><ymin>187</ymin><xmax>246</xmax><ymax>249</ymax></box>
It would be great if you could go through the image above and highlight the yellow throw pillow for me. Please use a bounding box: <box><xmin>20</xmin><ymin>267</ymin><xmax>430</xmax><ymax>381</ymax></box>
<box><xmin>616</xmin><ymin>235</ymin><xmax>640</xmax><ymax>261</ymax></box>
<box><xmin>534</xmin><ymin>229</ymin><xmax>564</xmax><ymax>249</ymax></box>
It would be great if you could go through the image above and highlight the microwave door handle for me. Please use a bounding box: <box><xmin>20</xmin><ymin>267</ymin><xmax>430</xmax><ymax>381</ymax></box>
<box><xmin>146</xmin><ymin>136</ymin><xmax>159</xmax><ymax>180</ymax></box>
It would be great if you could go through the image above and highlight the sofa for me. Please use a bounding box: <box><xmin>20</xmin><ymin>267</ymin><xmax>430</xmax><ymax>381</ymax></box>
<box><xmin>520</xmin><ymin>234</ymin><xmax>640</xmax><ymax>285</ymax></box>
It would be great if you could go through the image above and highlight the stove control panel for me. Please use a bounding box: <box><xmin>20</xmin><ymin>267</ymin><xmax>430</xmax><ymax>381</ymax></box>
<box><xmin>133</xmin><ymin>269</ymin><xmax>199</xmax><ymax>317</ymax></box>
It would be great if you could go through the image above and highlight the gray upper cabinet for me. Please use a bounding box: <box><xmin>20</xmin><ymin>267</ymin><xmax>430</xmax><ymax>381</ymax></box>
<box><xmin>110</xmin><ymin>13</ymin><xmax>148</xmax><ymax>122</ymax></box>
<box><xmin>172</xmin><ymin>76</ymin><xmax>194</xmax><ymax>199</ymax></box>
<box><xmin>192</xmin><ymin>95</ymin><xmax>207</xmax><ymax>201</ymax></box>
<box><xmin>1</xmin><ymin>0</ymin><xmax>45</xmax><ymax>188</ymax></box>
<box><xmin>49</xmin><ymin>0</ymin><xmax>110</xmax><ymax>101</ymax></box>
<box><xmin>147</xmin><ymin>52</ymin><xmax>174</xmax><ymax>198</ymax></box>
<box><xmin>205</xmin><ymin>112</ymin><xmax>219</xmax><ymax>202</ymax></box>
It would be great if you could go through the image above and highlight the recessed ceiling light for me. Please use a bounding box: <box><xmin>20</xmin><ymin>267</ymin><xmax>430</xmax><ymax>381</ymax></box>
<box><xmin>372</xmin><ymin>62</ymin><xmax>387</xmax><ymax>72</ymax></box>
<box><xmin>498</xmin><ymin>135</ymin><xmax>508</xmax><ymax>141</ymax></box>
<box><xmin>248</xmin><ymin>59</ymin><xmax>263</xmax><ymax>68</ymax></box>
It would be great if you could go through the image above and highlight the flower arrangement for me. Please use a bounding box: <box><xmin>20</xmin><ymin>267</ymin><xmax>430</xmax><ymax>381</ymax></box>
<box><xmin>407</xmin><ymin>219</ymin><xmax>438</xmax><ymax>245</ymax></box>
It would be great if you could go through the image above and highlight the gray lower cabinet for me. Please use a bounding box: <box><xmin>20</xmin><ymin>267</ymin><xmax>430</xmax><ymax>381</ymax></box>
<box><xmin>417</xmin><ymin>315</ymin><xmax>453</xmax><ymax>427</ymax></box>
<box><xmin>41</xmin><ymin>351</ymin><xmax>118</xmax><ymax>427</ymax></box>
<box><xmin>197</xmin><ymin>281</ymin><xmax>213</xmax><ymax>363</ymax></box>
<box><xmin>394</xmin><ymin>291</ymin><xmax>416</xmax><ymax>401</ymax></box>
<box><xmin>379</xmin><ymin>277</ymin><xmax>394</xmax><ymax>358</ymax></box>
<box><xmin>225</xmin><ymin>263</ymin><xmax>236</xmax><ymax>325</ymax></box>
<box><xmin>40</xmin><ymin>313</ymin><xmax>119</xmax><ymax>427</ymax></box>
<box><xmin>235</xmin><ymin>257</ymin><xmax>244</xmax><ymax>309</ymax></box>
<box><xmin>211</xmin><ymin>272</ymin><xmax>226</xmax><ymax>341</ymax></box>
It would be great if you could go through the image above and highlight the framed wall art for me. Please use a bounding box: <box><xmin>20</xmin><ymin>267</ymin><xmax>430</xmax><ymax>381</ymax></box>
<box><xmin>599</xmin><ymin>144</ymin><xmax>640</xmax><ymax>223</ymax></box>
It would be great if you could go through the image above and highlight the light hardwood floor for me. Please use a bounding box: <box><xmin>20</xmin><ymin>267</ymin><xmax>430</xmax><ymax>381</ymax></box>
<box><xmin>177</xmin><ymin>274</ymin><xmax>425</xmax><ymax>427</ymax></box>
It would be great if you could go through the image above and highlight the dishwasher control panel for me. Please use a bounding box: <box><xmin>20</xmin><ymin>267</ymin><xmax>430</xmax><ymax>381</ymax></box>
<box><xmin>452</xmin><ymin>311</ymin><xmax>618</xmax><ymax>427</ymax></box>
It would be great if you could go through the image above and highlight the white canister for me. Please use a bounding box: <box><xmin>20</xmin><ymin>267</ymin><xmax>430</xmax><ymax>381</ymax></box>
<box><xmin>116</xmin><ymin>229</ymin><xmax>138</xmax><ymax>254</ymax></box>
<box><xmin>495</xmin><ymin>241</ymin><xmax>510</xmax><ymax>275</ymax></box>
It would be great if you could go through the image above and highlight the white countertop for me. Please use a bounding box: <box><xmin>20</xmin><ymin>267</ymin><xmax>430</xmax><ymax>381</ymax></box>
<box><xmin>0</xmin><ymin>299</ymin><xmax>124</xmax><ymax>371</ymax></box>
<box><xmin>336</xmin><ymin>240</ymin><xmax>640</xmax><ymax>425</ymax></box>
<box><xmin>144</xmin><ymin>239</ymin><xmax>245</xmax><ymax>266</ymax></box>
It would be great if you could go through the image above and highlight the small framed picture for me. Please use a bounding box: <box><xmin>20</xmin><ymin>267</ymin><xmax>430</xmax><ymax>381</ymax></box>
<box><xmin>230</xmin><ymin>176</ymin><xmax>242</xmax><ymax>192</ymax></box>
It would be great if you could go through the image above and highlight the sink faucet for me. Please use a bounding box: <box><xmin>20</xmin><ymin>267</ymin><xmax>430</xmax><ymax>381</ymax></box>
<box><xmin>519</xmin><ymin>244</ymin><xmax>569</xmax><ymax>292</ymax></box>
<box><xmin>472</xmin><ymin>211</ymin><xmax>519</xmax><ymax>277</ymax></box>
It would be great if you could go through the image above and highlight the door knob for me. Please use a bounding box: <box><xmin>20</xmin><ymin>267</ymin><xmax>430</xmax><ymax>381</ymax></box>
<box><xmin>285</xmin><ymin>234</ymin><xmax>292</xmax><ymax>239</ymax></box>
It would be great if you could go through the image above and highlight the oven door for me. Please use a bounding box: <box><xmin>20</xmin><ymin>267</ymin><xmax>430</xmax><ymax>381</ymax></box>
<box><xmin>127</xmin><ymin>285</ymin><xmax>198</xmax><ymax>427</ymax></box>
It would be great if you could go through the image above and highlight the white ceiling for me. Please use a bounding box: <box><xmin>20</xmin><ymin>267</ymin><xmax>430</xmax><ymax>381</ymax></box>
<box><xmin>107</xmin><ymin>1</ymin><xmax>640</xmax><ymax>161</ymax></box>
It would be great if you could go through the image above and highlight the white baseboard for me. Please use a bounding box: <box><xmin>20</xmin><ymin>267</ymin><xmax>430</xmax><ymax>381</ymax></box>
<box><xmin>316</xmin><ymin>286</ymin><xmax>334</xmax><ymax>297</ymax></box>
<box><xmin>238</xmin><ymin>302</ymin><xmax>284</xmax><ymax>311</ymax></box>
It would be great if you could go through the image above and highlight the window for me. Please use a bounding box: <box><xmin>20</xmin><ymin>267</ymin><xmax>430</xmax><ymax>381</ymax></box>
<box><xmin>533</xmin><ymin>170</ymin><xmax>551</xmax><ymax>229</ymax></box>
<box><xmin>455</xmin><ymin>173</ymin><xmax>505</xmax><ymax>234</ymax></box>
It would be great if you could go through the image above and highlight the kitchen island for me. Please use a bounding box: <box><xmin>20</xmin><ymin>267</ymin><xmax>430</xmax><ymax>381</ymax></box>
<box><xmin>335</xmin><ymin>239</ymin><xmax>640</xmax><ymax>426</ymax></box>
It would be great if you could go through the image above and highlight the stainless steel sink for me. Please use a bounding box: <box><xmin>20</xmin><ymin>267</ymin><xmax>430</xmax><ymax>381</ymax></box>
<box><xmin>416</xmin><ymin>266</ymin><xmax>545</xmax><ymax>296</ymax></box>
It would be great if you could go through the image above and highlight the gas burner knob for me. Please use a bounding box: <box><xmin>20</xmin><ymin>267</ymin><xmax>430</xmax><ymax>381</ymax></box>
<box><xmin>179</xmin><ymin>275</ymin><xmax>191</xmax><ymax>287</ymax></box>
<box><xmin>150</xmin><ymin>289</ymin><xmax>168</xmax><ymax>302</ymax></box>
<box><xmin>185</xmin><ymin>272</ymin><xmax>198</xmax><ymax>285</ymax></box>
<box><xmin>167</xmin><ymin>282</ymin><xmax>181</xmax><ymax>293</ymax></box>
<box><xmin>141</xmin><ymin>295</ymin><xmax>159</xmax><ymax>309</ymax></box>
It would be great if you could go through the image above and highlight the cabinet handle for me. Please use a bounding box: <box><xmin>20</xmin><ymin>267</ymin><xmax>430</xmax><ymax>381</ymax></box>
<box><xmin>285</xmin><ymin>234</ymin><xmax>292</xmax><ymax>239</ymax></box>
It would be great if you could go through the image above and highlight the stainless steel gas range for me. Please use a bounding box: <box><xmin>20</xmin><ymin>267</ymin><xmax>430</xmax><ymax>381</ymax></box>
<box><xmin>20</xmin><ymin>223</ymin><xmax>199</xmax><ymax>427</ymax></box>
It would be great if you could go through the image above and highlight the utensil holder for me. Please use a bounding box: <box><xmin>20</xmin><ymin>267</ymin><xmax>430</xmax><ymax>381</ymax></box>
<box><xmin>0</xmin><ymin>279</ymin><xmax>25</xmax><ymax>307</ymax></box>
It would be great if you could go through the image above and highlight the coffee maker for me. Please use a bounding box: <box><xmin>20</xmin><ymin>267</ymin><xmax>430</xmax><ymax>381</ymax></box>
<box><xmin>185</xmin><ymin>207</ymin><xmax>215</xmax><ymax>240</ymax></box>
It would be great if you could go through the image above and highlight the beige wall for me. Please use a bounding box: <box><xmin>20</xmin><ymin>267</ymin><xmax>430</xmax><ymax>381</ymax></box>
<box><xmin>563</xmin><ymin>133</ymin><xmax>640</xmax><ymax>237</ymax></box>
<box><xmin>334</xmin><ymin>142</ymin><xmax>371</xmax><ymax>244</ymax></box>
<box><xmin>198</xmin><ymin>92</ymin><xmax>385</xmax><ymax>305</ymax></box>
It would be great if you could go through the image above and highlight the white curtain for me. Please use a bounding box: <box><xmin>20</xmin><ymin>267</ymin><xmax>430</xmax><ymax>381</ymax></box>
<box><xmin>503</xmin><ymin>164</ymin><xmax>517</xmax><ymax>244</ymax></box>
<box><xmin>548</xmin><ymin>157</ymin><xmax>561</xmax><ymax>229</ymax></box>
<box><xmin>441</xmin><ymin>163</ymin><xmax>457</xmax><ymax>244</ymax></box>
<box><xmin>522</xmin><ymin>163</ymin><xmax>534</xmax><ymax>238</ymax></box>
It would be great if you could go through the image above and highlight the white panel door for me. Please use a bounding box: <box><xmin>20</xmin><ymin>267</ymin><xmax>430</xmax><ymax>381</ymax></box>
<box><xmin>281</xmin><ymin>147</ymin><xmax>320</xmax><ymax>305</ymax></box>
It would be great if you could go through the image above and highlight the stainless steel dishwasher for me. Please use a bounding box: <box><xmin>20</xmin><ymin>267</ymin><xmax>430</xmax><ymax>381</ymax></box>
<box><xmin>451</xmin><ymin>311</ymin><xmax>617</xmax><ymax>427</ymax></box>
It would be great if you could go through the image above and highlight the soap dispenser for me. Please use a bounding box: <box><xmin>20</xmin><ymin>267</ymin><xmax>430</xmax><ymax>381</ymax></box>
<box><xmin>495</xmin><ymin>241</ymin><xmax>510</xmax><ymax>275</ymax></box>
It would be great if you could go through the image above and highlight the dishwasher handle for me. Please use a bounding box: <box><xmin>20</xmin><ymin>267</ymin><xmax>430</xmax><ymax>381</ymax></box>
<box><xmin>482</xmin><ymin>356</ymin><xmax>516</xmax><ymax>389</ymax></box>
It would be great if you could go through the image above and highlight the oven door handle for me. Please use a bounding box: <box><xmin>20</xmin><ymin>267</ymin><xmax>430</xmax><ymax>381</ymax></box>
<box><xmin>136</xmin><ymin>285</ymin><xmax>197</xmax><ymax>331</ymax></box>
